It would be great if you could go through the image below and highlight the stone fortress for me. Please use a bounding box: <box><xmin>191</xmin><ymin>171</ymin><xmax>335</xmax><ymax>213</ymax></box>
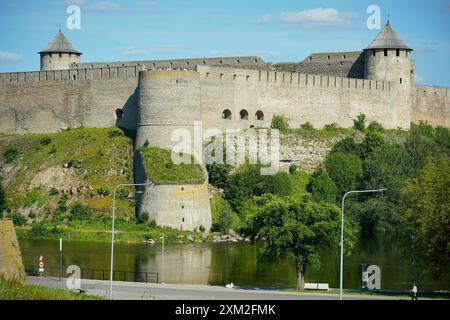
<box><xmin>0</xmin><ymin>21</ymin><xmax>448</xmax><ymax>231</ymax></box>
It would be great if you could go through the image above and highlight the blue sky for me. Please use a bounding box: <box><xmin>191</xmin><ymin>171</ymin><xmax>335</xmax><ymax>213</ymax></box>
<box><xmin>0</xmin><ymin>0</ymin><xmax>449</xmax><ymax>86</ymax></box>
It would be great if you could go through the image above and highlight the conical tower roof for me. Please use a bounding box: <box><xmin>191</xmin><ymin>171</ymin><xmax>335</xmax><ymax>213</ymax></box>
<box><xmin>365</xmin><ymin>21</ymin><xmax>412</xmax><ymax>51</ymax></box>
<box><xmin>39</xmin><ymin>30</ymin><xmax>81</xmax><ymax>54</ymax></box>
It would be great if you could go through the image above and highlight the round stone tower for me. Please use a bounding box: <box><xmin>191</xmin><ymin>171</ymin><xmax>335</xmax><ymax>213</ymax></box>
<box><xmin>136</xmin><ymin>70</ymin><xmax>202</xmax><ymax>153</ymax></box>
<box><xmin>39</xmin><ymin>30</ymin><xmax>82</xmax><ymax>71</ymax></box>
<box><xmin>364</xmin><ymin>20</ymin><xmax>414</xmax><ymax>86</ymax></box>
<box><xmin>364</xmin><ymin>20</ymin><xmax>414</xmax><ymax>128</ymax></box>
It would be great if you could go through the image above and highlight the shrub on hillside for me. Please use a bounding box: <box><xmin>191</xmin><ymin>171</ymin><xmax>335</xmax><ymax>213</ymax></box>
<box><xmin>69</xmin><ymin>203</ymin><xmax>92</xmax><ymax>221</ymax></box>
<box><xmin>3</xmin><ymin>147</ymin><xmax>18</xmax><ymax>164</ymax></box>
<box><xmin>367</xmin><ymin>121</ymin><xmax>384</xmax><ymax>133</ymax></box>
<box><xmin>40</xmin><ymin>137</ymin><xmax>52</xmax><ymax>145</ymax></box>
<box><xmin>353</xmin><ymin>113</ymin><xmax>366</xmax><ymax>131</ymax></box>
<box><xmin>271</xmin><ymin>115</ymin><xmax>290</xmax><ymax>132</ymax></box>
<box><xmin>331</xmin><ymin>137</ymin><xmax>361</xmax><ymax>158</ymax></box>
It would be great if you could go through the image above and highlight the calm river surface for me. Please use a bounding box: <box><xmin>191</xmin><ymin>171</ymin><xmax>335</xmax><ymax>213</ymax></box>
<box><xmin>19</xmin><ymin>234</ymin><xmax>449</xmax><ymax>291</ymax></box>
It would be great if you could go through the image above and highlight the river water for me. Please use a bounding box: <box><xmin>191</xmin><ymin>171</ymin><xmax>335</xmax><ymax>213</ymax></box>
<box><xmin>19</xmin><ymin>234</ymin><xmax>449</xmax><ymax>291</ymax></box>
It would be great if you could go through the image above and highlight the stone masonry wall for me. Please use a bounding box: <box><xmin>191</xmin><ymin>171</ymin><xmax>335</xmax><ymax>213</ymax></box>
<box><xmin>0</xmin><ymin>219</ymin><xmax>26</xmax><ymax>284</ymax></box>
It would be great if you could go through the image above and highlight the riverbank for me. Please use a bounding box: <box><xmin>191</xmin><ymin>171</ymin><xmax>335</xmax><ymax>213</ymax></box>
<box><xmin>15</xmin><ymin>219</ymin><xmax>245</xmax><ymax>244</ymax></box>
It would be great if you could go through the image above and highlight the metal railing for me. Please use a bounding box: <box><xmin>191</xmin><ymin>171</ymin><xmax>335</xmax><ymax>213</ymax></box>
<box><xmin>26</xmin><ymin>266</ymin><xmax>159</xmax><ymax>284</ymax></box>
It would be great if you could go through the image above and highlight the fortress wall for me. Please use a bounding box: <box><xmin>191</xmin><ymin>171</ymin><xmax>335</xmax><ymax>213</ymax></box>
<box><xmin>0</xmin><ymin>66</ymin><xmax>142</xmax><ymax>133</ymax></box>
<box><xmin>0</xmin><ymin>219</ymin><xmax>26</xmax><ymax>284</ymax></box>
<box><xmin>73</xmin><ymin>56</ymin><xmax>265</xmax><ymax>70</ymax></box>
<box><xmin>412</xmin><ymin>86</ymin><xmax>450</xmax><ymax>127</ymax></box>
<box><xmin>197</xmin><ymin>66</ymin><xmax>398</xmax><ymax>131</ymax></box>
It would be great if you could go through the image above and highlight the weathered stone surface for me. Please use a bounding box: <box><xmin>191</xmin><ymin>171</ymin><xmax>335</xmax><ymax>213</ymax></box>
<box><xmin>0</xmin><ymin>219</ymin><xmax>27</xmax><ymax>284</ymax></box>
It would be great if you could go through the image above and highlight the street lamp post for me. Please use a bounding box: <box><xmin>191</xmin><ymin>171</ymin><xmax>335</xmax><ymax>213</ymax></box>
<box><xmin>339</xmin><ymin>189</ymin><xmax>386</xmax><ymax>301</ymax></box>
<box><xmin>109</xmin><ymin>182</ymin><xmax>151</xmax><ymax>300</ymax></box>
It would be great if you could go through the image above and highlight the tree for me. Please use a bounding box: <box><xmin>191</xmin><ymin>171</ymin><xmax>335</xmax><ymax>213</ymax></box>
<box><xmin>353</xmin><ymin>113</ymin><xmax>366</xmax><ymax>131</ymax></box>
<box><xmin>360</xmin><ymin>131</ymin><xmax>385</xmax><ymax>159</ymax></box>
<box><xmin>348</xmin><ymin>143</ymin><xmax>414</xmax><ymax>233</ymax></box>
<box><xmin>206</xmin><ymin>163</ymin><xmax>231</xmax><ymax>190</ymax></box>
<box><xmin>211</xmin><ymin>195</ymin><xmax>239</xmax><ymax>234</ymax></box>
<box><xmin>307</xmin><ymin>169</ymin><xmax>338</xmax><ymax>203</ymax></box>
<box><xmin>325</xmin><ymin>152</ymin><xmax>363</xmax><ymax>198</ymax></box>
<box><xmin>401</xmin><ymin>156</ymin><xmax>450</xmax><ymax>274</ymax></box>
<box><xmin>225</xmin><ymin>164</ymin><xmax>292</xmax><ymax>215</ymax></box>
<box><xmin>331</xmin><ymin>137</ymin><xmax>361</xmax><ymax>158</ymax></box>
<box><xmin>243</xmin><ymin>194</ymin><xmax>357</xmax><ymax>290</ymax></box>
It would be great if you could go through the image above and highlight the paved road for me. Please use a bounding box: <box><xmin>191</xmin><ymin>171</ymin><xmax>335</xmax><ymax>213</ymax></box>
<box><xmin>28</xmin><ymin>277</ymin><xmax>407</xmax><ymax>300</ymax></box>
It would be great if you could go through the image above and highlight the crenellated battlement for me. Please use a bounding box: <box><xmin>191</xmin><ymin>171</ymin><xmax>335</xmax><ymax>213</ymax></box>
<box><xmin>196</xmin><ymin>66</ymin><xmax>392</xmax><ymax>92</ymax></box>
<box><xmin>0</xmin><ymin>65</ymin><xmax>144</xmax><ymax>85</ymax></box>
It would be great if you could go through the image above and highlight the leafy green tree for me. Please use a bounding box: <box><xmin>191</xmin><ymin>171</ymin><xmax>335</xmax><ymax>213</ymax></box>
<box><xmin>325</xmin><ymin>152</ymin><xmax>363</xmax><ymax>198</ymax></box>
<box><xmin>331</xmin><ymin>137</ymin><xmax>361</xmax><ymax>158</ymax></box>
<box><xmin>271</xmin><ymin>115</ymin><xmax>289</xmax><ymax>132</ymax></box>
<box><xmin>307</xmin><ymin>169</ymin><xmax>338</xmax><ymax>203</ymax></box>
<box><xmin>401</xmin><ymin>156</ymin><xmax>450</xmax><ymax>274</ymax></box>
<box><xmin>353</xmin><ymin>113</ymin><xmax>366</xmax><ymax>131</ymax></box>
<box><xmin>206</xmin><ymin>163</ymin><xmax>232</xmax><ymax>189</ymax></box>
<box><xmin>211</xmin><ymin>196</ymin><xmax>239</xmax><ymax>234</ymax></box>
<box><xmin>243</xmin><ymin>194</ymin><xmax>357</xmax><ymax>290</ymax></box>
<box><xmin>405</xmin><ymin>122</ymin><xmax>448</xmax><ymax>174</ymax></box>
<box><xmin>360</xmin><ymin>131</ymin><xmax>385</xmax><ymax>159</ymax></box>
<box><xmin>351</xmin><ymin>143</ymin><xmax>414</xmax><ymax>232</ymax></box>
<box><xmin>225</xmin><ymin>165</ymin><xmax>292</xmax><ymax>215</ymax></box>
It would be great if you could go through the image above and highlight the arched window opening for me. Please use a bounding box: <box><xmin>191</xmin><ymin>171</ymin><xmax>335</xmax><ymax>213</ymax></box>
<box><xmin>240</xmin><ymin>109</ymin><xmax>249</xmax><ymax>120</ymax></box>
<box><xmin>115</xmin><ymin>109</ymin><xmax>124</xmax><ymax>119</ymax></box>
<box><xmin>222</xmin><ymin>109</ymin><xmax>232</xmax><ymax>120</ymax></box>
<box><xmin>255</xmin><ymin>110</ymin><xmax>264</xmax><ymax>121</ymax></box>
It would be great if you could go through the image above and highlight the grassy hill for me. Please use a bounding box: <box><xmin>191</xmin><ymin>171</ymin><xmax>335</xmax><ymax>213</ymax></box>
<box><xmin>0</xmin><ymin>127</ymin><xmax>134</xmax><ymax>222</ymax></box>
<box><xmin>140</xmin><ymin>146</ymin><xmax>205</xmax><ymax>185</ymax></box>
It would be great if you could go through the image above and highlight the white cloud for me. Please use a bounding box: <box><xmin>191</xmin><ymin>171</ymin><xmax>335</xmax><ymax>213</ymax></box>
<box><xmin>114</xmin><ymin>45</ymin><xmax>185</xmax><ymax>57</ymax></box>
<box><xmin>415</xmin><ymin>74</ymin><xmax>425</xmax><ymax>83</ymax></box>
<box><xmin>258</xmin><ymin>13</ymin><xmax>272</xmax><ymax>23</ymax></box>
<box><xmin>0</xmin><ymin>50</ymin><xmax>22</xmax><ymax>62</ymax></box>
<box><xmin>89</xmin><ymin>1</ymin><xmax>121</xmax><ymax>12</ymax></box>
<box><xmin>64</xmin><ymin>0</ymin><xmax>86</xmax><ymax>5</ymax></box>
<box><xmin>277</xmin><ymin>8</ymin><xmax>359</xmax><ymax>28</ymax></box>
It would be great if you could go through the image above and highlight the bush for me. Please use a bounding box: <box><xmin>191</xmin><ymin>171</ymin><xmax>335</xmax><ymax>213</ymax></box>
<box><xmin>9</xmin><ymin>212</ymin><xmax>27</xmax><ymax>226</ymax></box>
<box><xmin>3</xmin><ymin>147</ymin><xmax>18</xmax><ymax>164</ymax></box>
<box><xmin>199</xmin><ymin>225</ymin><xmax>206</xmax><ymax>233</ymax></box>
<box><xmin>108</xmin><ymin>128</ymin><xmax>124</xmax><ymax>138</ymax></box>
<box><xmin>69</xmin><ymin>203</ymin><xmax>92</xmax><ymax>221</ymax></box>
<box><xmin>271</xmin><ymin>115</ymin><xmax>289</xmax><ymax>132</ymax></box>
<box><xmin>48</xmin><ymin>145</ymin><xmax>57</xmax><ymax>155</ymax></box>
<box><xmin>49</xmin><ymin>188</ymin><xmax>59</xmax><ymax>196</ymax></box>
<box><xmin>148</xmin><ymin>219</ymin><xmax>157</xmax><ymax>228</ymax></box>
<box><xmin>97</xmin><ymin>187</ymin><xmax>110</xmax><ymax>197</ymax></box>
<box><xmin>353</xmin><ymin>113</ymin><xmax>366</xmax><ymax>131</ymax></box>
<box><xmin>40</xmin><ymin>137</ymin><xmax>52</xmax><ymax>145</ymax></box>
<box><xmin>289</xmin><ymin>164</ymin><xmax>297</xmax><ymax>175</ymax></box>
<box><xmin>367</xmin><ymin>121</ymin><xmax>384</xmax><ymax>133</ymax></box>
<box><xmin>57</xmin><ymin>194</ymin><xmax>68</xmax><ymax>213</ymax></box>
<box><xmin>138</xmin><ymin>212</ymin><xmax>149</xmax><ymax>224</ymax></box>
<box><xmin>29</xmin><ymin>222</ymin><xmax>48</xmax><ymax>237</ymax></box>
<box><xmin>300</xmin><ymin>122</ymin><xmax>314</xmax><ymax>131</ymax></box>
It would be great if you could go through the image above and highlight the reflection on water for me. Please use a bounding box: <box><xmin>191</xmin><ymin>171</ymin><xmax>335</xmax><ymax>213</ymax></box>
<box><xmin>19</xmin><ymin>233</ymin><xmax>449</xmax><ymax>290</ymax></box>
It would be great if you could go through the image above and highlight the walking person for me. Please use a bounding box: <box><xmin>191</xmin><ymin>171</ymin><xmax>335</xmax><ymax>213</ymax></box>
<box><xmin>411</xmin><ymin>283</ymin><xmax>418</xmax><ymax>300</ymax></box>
